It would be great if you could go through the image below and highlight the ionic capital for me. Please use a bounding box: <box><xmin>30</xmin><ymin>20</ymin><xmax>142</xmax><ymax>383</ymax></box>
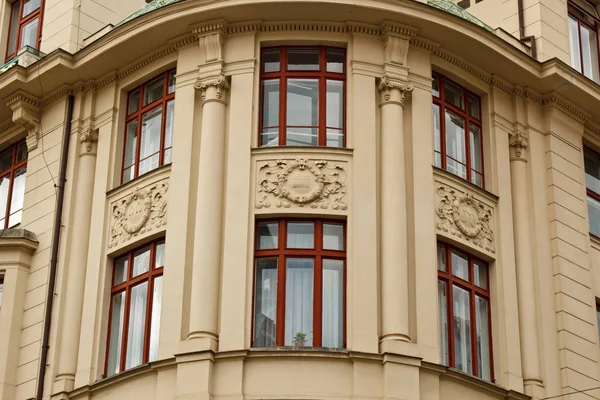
<box><xmin>79</xmin><ymin>128</ymin><xmax>99</xmax><ymax>156</ymax></box>
<box><xmin>509</xmin><ymin>129</ymin><xmax>529</xmax><ymax>162</ymax></box>
<box><xmin>6</xmin><ymin>91</ymin><xmax>41</xmax><ymax>152</ymax></box>
<box><xmin>377</xmin><ymin>75</ymin><xmax>413</xmax><ymax>107</ymax></box>
<box><xmin>194</xmin><ymin>75</ymin><xmax>230</xmax><ymax>104</ymax></box>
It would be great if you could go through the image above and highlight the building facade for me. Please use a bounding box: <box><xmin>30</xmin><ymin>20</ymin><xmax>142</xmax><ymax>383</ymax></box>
<box><xmin>0</xmin><ymin>0</ymin><xmax>600</xmax><ymax>399</ymax></box>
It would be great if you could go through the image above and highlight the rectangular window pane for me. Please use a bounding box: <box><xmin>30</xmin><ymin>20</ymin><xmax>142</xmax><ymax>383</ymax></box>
<box><xmin>285</xmin><ymin>258</ymin><xmax>314</xmax><ymax>347</ymax></box>
<box><xmin>453</xmin><ymin>285</ymin><xmax>472</xmax><ymax>374</ymax></box>
<box><xmin>261</xmin><ymin>128</ymin><xmax>279</xmax><ymax>147</ymax></box>
<box><xmin>0</xmin><ymin>175</ymin><xmax>10</xmax><ymax>227</ymax></box>
<box><xmin>588</xmin><ymin>196</ymin><xmax>600</xmax><ymax>237</ymax></box>
<box><xmin>22</xmin><ymin>0</ymin><xmax>41</xmax><ymax>17</ymax></box>
<box><xmin>472</xmin><ymin>171</ymin><xmax>483</xmax><ymax>188</ymax></box>
<box><xmin>0</xmin><ymin>280</ymin><xmax>3</xmax><ymax>307</ymax></box>
<box><xmin>597</xmin><ymin>306</ymin><xmax>600</xmax><ymax>339</ymax></box>
<box><xmin>474</xmin><ymin>260</ymin><xmax>488</xmax><ymax>289</ymax></box>
<box><xmin>322</xmin><ymin>259</ymin><xmax>343</xmax><ymax>348</ymax></box>
<box><xmin>7</xmin><ymin>1</ymin><xmax>20</xmax><ymax>56</ymax></box>
<box><xmin>16</xmin><ymin>141</ymin><xmax>27</xmax><ymax>163</ymax></box>
<box><xmin>155</xmin><ymin>241</ymin><xmax>165</xmax><ymax>268</ymax></box>
<box><xmin>287</xmin><ymin>79</ymin><xmax>319</xmax><ymax>146</ymax></box>
<box><xmin>470</xmin><ymin>124</ymin><xmax>482</xmax><ymax>173</ymax></box>
<box><xmin>326</xmin><ymin>80</ymin><xmax>344</xmax><ymax>130</ymax></box>
<box><xmin>451</xmin><ymin>249</ymin><xmax>469</xmax><ymax>281</ymax></box>
<box><xmin>114</xmin><ymin>255</ymin><xmax>128</xmax><ymax>285</ymax></box>
<box><xmin>257</xmin><ymin>222</ymin><xmax>278</xmax><ymax>249</ymax></box>
<box><xmin>581</xmin><ymin>24</ymin><xmax>600</xmax><ymax>82</ymax></box>
<box><xmin>148</xmin><ymin>276</ymin><xmax>163</xmax><ymax>362</ymax></box>
<box><xmin>20</xmin><ymin>18</ymin><xmax>38</xmax><ymax>49</ymax></box>
<box><xmin>468</xmin><ymin>94</ymin><xmax>480</xmax><ymax>119</ymax></box>
<box><xmin>326</xmin><ymin>129</ymin><xmax>344</xmax><ymax>148</ymax></box>
<box><xmin>438</xmin><ymin>280</ymin><xmax>449</xmax><ymax>365</ymax></box>
<box><xmin>287</xmin><ymin>222</ymin><xmax>314</xmax><ymax>248</ymax></box>
<box><xmin>287</xmin><ymin>128</ymin><xmax>318</xmax><ymax>146</ymax></box>
<box><xmin>140</xmin><ymin>107</ymin><xmax>162</xmax><ymax>160</ymax></box>
<box><xmin>570</xmin><ymin>16</ymin><xmax>582</xmax><ymax>72</ymax></box>
<box><xmin>168</xmin><ymin>71</ymin><xmax>176</xmax><ymax>94</ymax></box>
<box><xmin>262</xmin><ymin>49</ymin><xmax>280</xmax><ymax>73</ymax></box>
<box><xmin>124</xmin><ymin>119</ymin><xmax>138</xmax><ymax>170</ymax></box>
<box><xmin>326</xmin><ymin>49</ymin><xmax>344</xmax><ymax>73</ymax></box>
<box><xmin>585</xmin><ymin>148</ymin><xmax>600</xmax><ymax>194</ymax></box>
<box><xmin>476</xmin><ymin>295</ymin><xmax>491</xmax><ymax>381</ymax></box>
<box><xmin>446</xmin><ymin>110</ymin><xmax>466</xmax><ymax>164</ymax></box>
<box><xmin>132</xmin><ymin>247</ymin><xmax>150</xmax><ymax>277</ymax></box>
<box><xmin>107</xmin><ymin>292</ymin><xmax>126</xmax><ymax>376</ymax></box>
<box><xmin>432</xmin><ymin>73</ymin><xmax>440</xmax><ymax>97</ymax></box>
<box><xmin>144</xmin><ymin>77</ymin><xmax>164</xmax><ymax>106</ymax></box>
<box><xmin>437</xmin><ymin>244</ymin><xmax>446</xmax><ymax>271</ymax></box>
<box><xmin>288</xmin><ymin>48</ymin><xmax>319</xmax><ymax>71</ymax></box>
<box><xmin>262</xmin><ymin>79</ymin><xmax>279</xmax><ymax>128</ymax></box>
<box><xmin>433</xmin><ymin>104</ymin><xmax>442</xmax><ymax>168</ymax></box>
<box><xmin>125</xmin><ymin>282</ymin><xmax>148</xmax><ymax>370</ymax></box>
<box><xmin>128</xmin><ymin>90</ymin><xmax>141</xmax><ymax>115</ymax></box>
<box><xmin>253</xmin><ymin>258</ymin><xmax>278</xmax><ymax>347</ymax></box>
<box><xmin>139</xmin><ymin>154</ymin><xmax>159</xmax><ymax>176</ymax></box>
<box><xmin>8</xmin><ymin>167</ymin><xmax>26</xmax><ymax>226</ymax></box>
<box><xmin>443</xmin><ymin>80</ymin><xmax>464</xmax><ymax>109</ymax></box>
<box><xmin>323</xmin><ymin>223</ymin><xmax>344</xmax><ymax>251</ymax></box>
<box><xmin>164</xmin><ymin>100</ymin><xmax>174</xmax><ymax>164</ymax></box>
<box><xmin>0</xmin><ymin>149</ymin><xmax>12</xmax><ymax>173</ymax></box>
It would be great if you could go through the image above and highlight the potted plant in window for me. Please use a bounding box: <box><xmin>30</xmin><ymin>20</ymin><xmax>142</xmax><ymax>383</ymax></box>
<box><xmin>293</xmin><ymin>332</ymin><xmax>307</xmax><ymax>348</ymax></box>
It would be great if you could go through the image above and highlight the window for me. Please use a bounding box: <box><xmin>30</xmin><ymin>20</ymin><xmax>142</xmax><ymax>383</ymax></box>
<box><xmin>252</xmin><ymin>219</ymin><xmax>345</xmax><ymax>348</ymax></box>
<box><xmin>6</xmin><ymin>0</ymin><xmax>43</xmax><ymax>62</ymax></box>
<box><xmin>569</xmin><ymin>3</ymin><xmax>600</xmax><ymax>82</ymax></box>
<box><xmin>596</xmin><ymin>303</ymin><xmax>600</xmax><ymax>339</ymax></box>
<box><xmin>122</xmin><ymin>70</ymin><xmax>175</xmax><ymax>184</ymax></box>
<box><xmin>437</xmin><ymin>243</ymin><xmax>493</xmax><ymax>381</ymax></box>
<box><xmin>259</xmin><ymin>46</ymin><xmax>346</xmax><ymax>147</ymax></box>
<box><xmin>0</xmin><ymin>277</ymin><xmax>3</xmax><ymax>307</ymax></box>
<box><xmin>432</xmin><ymin>72</ymin><xmax>484</xmax><ymax>187</ymax></box>
<box><xmin>0</xmin><ymin>140</ymin><xmax>27</xmax><ymax>228</ymax></box>
<box><xmin>105</xmin><ymin>240</ymin><xmax>164</xmax><ymax>376</ymax></box>
<box><xmin>585</xmin><ymin>147</ymin><xmax>600</xmax><ymax>237</ymax></box>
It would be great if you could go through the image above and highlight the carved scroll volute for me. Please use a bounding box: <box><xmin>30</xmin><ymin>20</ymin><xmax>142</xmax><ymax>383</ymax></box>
<box><xmin>377</xmin><ymin>75</ymin><xmax>413</xmax><ymax>107</ymax></box>
<box><xmin>509</xmin><ymin>128</ymin><xmax>529</xmax><ymax>162</ymax></box>
<box><xmin>6</xmin><ymin>91</ymin><xmax>41</xmax><ymax>152</ymax></box>
<box><xmin>79</xmin><ymin>128</ymin><xmax>99</xmax><ymax>155</ymax></box>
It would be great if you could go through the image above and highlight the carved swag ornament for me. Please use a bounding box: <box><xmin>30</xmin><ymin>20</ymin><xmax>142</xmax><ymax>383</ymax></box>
<box><xmin>109</xmin><ymin>182</ymin><xmax>169</xmax><ymax>248</ymax></box>
<box><xmin>436</xmin><ymin>186</ymin><xmax>495</xmax><ymax>253</ymax></box>
<box><xmin>256</xmin><ymin>158</ymin><xmax>347</xmax><ymax>210</ymax></box>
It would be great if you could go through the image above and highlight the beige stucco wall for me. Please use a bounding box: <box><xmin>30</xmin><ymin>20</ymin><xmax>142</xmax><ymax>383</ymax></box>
<box><xmin>0</xmin><ymin>1</ymin><xmax>600</xmax><ymax>400</ymax></box>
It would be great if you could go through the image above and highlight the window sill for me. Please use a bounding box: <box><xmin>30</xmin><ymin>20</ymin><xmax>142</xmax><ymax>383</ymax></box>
<box><xmin>251</xmin><ymin>146</ymin><xmax>354</xmax><ymax>157</ymax></box>
<box><xmin>433</xmin><ymin>166</ymin><xmax>499</xmax><ymax>202</ymax></box>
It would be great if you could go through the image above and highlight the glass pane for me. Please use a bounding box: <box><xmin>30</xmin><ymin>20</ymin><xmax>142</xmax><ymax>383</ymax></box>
<box><xmin>20</xmin><ymin>18</ymin><xmax>38</xmax><ymax>49</ymax></box>
<box><xmin>0</xmin><ymin>175</ymin><xmax>10</xmax><ymax>226</ymax></box>
<box><xmin>438</xmin><ymin>280</ymin><xmax>449</xmax><ymax>365</ymax></box>
<box><xmin>22</xmin><ymin>0</ymin><xmax>40</xmax><ymax>17</ymax></box>
<box><xmin>446</xmin><ymin>110</ymin><xmax>466</xmax><ymax>163</ymax></box>
<box><xmin>585</xmin><ymin>148</ymin><xmax>600</xmax><ymax>193</ymax></box>
<box><xmin>7</xmin><ymin>1</ymin><xmax>20</xmax><ymax>56</ymax></box>
<box><xmin>0</xmin><ymin>281</ymin><xmax>3</xmax><ymax>307</ymax></box>
<box><xmin>149</xmin><ymin>276</ymin><xmax>163</xmax><ymax>362</ymax></box>
<box><xmin>453</xmin><ymin>285</ymin><xmax>472</xmax><ymax>374</ymax></box>
<box><xmin>326</xmin><ymin>80</ymin><xmax>344</xmax><ymax>129</ymax></box>
<box><xmin>128</xmin><ymin>90</ymin><xmax>141</xmax><ymax>115</ymax></box>
<box><xmin>443</xmin><ymin>79</ymin><xmax>464</xmax><ymax>109</ymax></box>
<box><xmin>155</xmin><ymin>241</ymin><xmax>165</xmax><ymax>268</ymax></box>
<box><xmin>570</xmin><ymin>16</ymin><xmax>582</xmax><ymax>72</ymax></box>
<box><xmin>451</xmin><ymin>249</ymin><xmax>469</xmax><ymax>281</ymax></box>
<box><xmin>114</xmin><ymin>256</ymin><xmax>128</xmax><ymax>285</ymax></box>
<box><xmin>124</xmin><ymin>119</ymin><xmax>138</xmax><ymax>169</ymax></box>
<box><xmin>323</xmin><ymin>223</ymin><xmax>344</xmax><ymax>250</ymax></box>
<box><xmin>16</xmin><ymin>141</ymin><xmax>27</xmax><ymax>162</ymax></box>
<box><xmin>260</xmin><ymin>128</ymin><xmax>279</xmax><ymax>147</ymax></box>
<box><xmin>437</xmin><ymin>244</ymin><xmax>446</xmax><ymax>271</ymax></box>
<box><xmin>581</xmin><ymin>24</ymin><xmax>600</xmax><ymax>82</ymax></box>
<box><xmin>432</xmin><ymin>73</ymin><xmax>440</xmax><ymax>97</ymax></box>
<box><xmin>262</xmin><ymin>49</ymin><xmax>280</xmax><ymax>73</ymax></box>
<box><xmin>0</xmin><ymin>149</ymin><xmax>12</xmax><ymax>173</ymax></box>
<box><xmin>288</xmin><ymin>48</ymin><xmax>319</xmax><ymax>71</ymax></box>
<box><xmin>470</xmin><ymin>124</ymin><xmax>482</xmax><ymax>172</ymax></box>
<box><xmin>287</xmin><ymin>128</ymin><xmax>318</xmax><ymax>146</ymax></box>
<box><xmin>262</xmin><ymin>79</ymin><xmax>279</xmax><ymax>128</ymax></box>
<box><xmin>257</xmin><ymin>222</ymin><xmax>278</xmax><ymax>249</ymax></box>
<box><xmin>472</xmin><ymin>171</ymin><xmax>483</xmax><ymax>188</ymax></box>
<box><xmin>322</xmin><ymin>259</ymin><xmax>344</xmax><ymax>348</ymax></box>
<box><xmin>107</xmin><ymin>292</ymin><xmax>126</xmax><ymax>376</ymax></box>
<box><xmin>168</xmin><ymin>71</ymin><xmax>176</xmax><ymax>94</ymax></box>
<box><xmin>588</xmin><ymin>196</ymin><xmax>600</xmax><ymax>238</ymax></box>
<box><xmin>139</xmin><ymin>154</ymin><xmax>159</xmax><ymax>176</ymax></box>
<box><xmin>597</xmin><ymin>307</ymin><xmax>600</xmax><ymax>339</ymax></box>
<box><xmin>253</xmin><ymin>258</ymin><xmax>278</xmax><ymax>347</ymax></box>
<box><xmin>7</xmin><ymin>210</ymin><xmax>21</xmax><ymax>228</ymax></box>
<box><xmin>285</xmin><ymin>258</ymin><xmax>314</xmax><ymax>347</ymax></box>
<box><xmin>326</xmin><ymin>49</ymin><xmax>344</xmax><ymax>73</ymax></box>
<box><xmin>123</xmin><ymin>167</ymin><xmax>134</xmax><ymax>184</ymax></box>
<box><xmin>164</xmin><ymin>149</ymin><xmax>172</xmax><ymax>165</ymax></box>
<box><xmin>476</xmin><ymin>296</ymin><xmax>491</xmax><ymax>381</ymax></box>
<box><xmin>9</xmin><ymin>167</ymin><xmax>26</xmax><ymax>215</ymax></box>
<box><xmin>326</xmin><ymin>129</ymin><xmax>344</xmax><ymax>148</ymax></box>
<box><xmin>468</xmin><ymin>94</ymin><xmax>480</xmax><ymax>119</ymax></box>
<box><xmin>132</xmin><ymin>246</ymin><xmax>150</xmax><ymax>277</ymax></box>
<box><xmin>287</xmin><ymin>79</ymin><xmax>319</xmax><ymax>146</ymax></box>
<box><xmin>140</xmin><ymin>107</ymin><xmax>162</xmax><ymax>159</ymax></box>
<box><xmin>144</xmin><ymin>77</ymin><xmax>164</xmax><ymax>106</ymax></box>
<box><xmin>125</xmin><ymin>282</ymin><xmax>148</xmax><ymax>370</ymax></box>
<box><xmin>164</xmin><ymin>100</ymin><xmax>174</xmax><ymax>151</ymax></box>
<box><xmin>433</xmin><ymin>104</ymin><xmax>441</xmax><ymax>168</ymax></box>
<box><xmin>474</xmin><ymin>260</ymin><xmax>488</xmax><ymax>289</ymax></box>
<box><xmin>287</xmin><ymin>222</ymin><xmax>314</xmax><ymax>248</ymax></box>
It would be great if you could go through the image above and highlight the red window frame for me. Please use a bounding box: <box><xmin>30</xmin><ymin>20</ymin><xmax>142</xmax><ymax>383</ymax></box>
<box><xmin>585</xmin><ymin>146</ymin><xmax>600</xmax><ymax>238</ymax></box>
<box><xmin>5</xmin><ymin>0</ymin><xmax>44</xmax><ymax>62</ymax></box>
<box><xmin>0</xmin><ymin>140</ymin><xmax>27</xmax><ymax>229</ymax></box>
<box><xmin>437</xmin><ymin>242</ymin><xmax>494</xmax><ymax>381</ymax></box>
<box><xmin>568</xmin><ymin>2</ymin><xmax>600</xmax><ymax>80</ymax></box>
<box><xmin>104</xmin><ymin>239</ymin><xmax>164</xmax><ymax>377</ymax></box>
<box><xmin>259</xmin><ymin>46</ymin><xmax>346</xmax><ymax>147</ymax></box>
<box><xmin>432</xmin><ymin>72</ymin><xmax>485</xmax><ymax>188</ymax></box>
<box><xmin>121</xmin><ymin>70</ymin><xmax>175</xmax><ymax>184</ymax></box>
<box><xmin>252</xmin><ymin>219</ymin><xmax>346</xmax><ymax>348</ymax></box>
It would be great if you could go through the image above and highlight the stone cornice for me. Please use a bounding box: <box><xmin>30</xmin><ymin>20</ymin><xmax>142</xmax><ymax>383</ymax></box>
<box><xmin>0</xmin><ymin>229</ymin><xmax>39</xmax><ymax>253</ymax></box>
<box><xmin>381</xmin><ymin>20</ymin><xmax>418</xmax><ymax>39</ymax></box>
<box><xmin>542</xmin><ymin>92</ymin><xmax>591</xmax><ymax>123</ymax></box>
<box><xmin>193</xmin><ymin>19</ymin><xmax>228</xmax><ymax>37</ymax></box>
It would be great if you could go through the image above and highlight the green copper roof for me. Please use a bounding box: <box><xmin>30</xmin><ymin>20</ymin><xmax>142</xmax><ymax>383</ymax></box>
<box><xmin>116</xmin><ymin>0</ymin><xmax>184</xmax><ymax>27</ymax></box>
<box><xmin>427</xmin><ymin>0</ymin><xmax>494</xmax><ymax>32</ymax></box>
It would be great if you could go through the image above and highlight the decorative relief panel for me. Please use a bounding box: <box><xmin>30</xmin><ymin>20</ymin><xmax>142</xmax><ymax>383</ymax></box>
<box><xmin>255</xmin><ymin>158</ymin><xmax>348</xmax><ymax>212</ymax></box>
<box><xmin>434</xmin><ymin>172</ymin><xmax>497</xmax><ymax>257</ymax></box>
<box><xmin>108</xmin><ymin>174</ymin><xmax>169</xmax><ymax>250</ymax></box>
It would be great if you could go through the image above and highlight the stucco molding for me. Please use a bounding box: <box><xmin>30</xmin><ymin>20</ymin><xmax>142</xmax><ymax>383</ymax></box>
<box><xmin>346</xmin><ymin>21</ymin><xmax>381</xmax><ymax>37</ymax></box>
<box><xmin>542</xmin><ymin>92</ymin><xmax>591</xmax><ymax>124</ymax></box>
<box><xmin>435</xmin><ymin>185</ymin><xmax>495</xmax><ymax>254</ymax></box>
<box><xmin>256</xmin><ymin>158</ymin><xmax>347</xmax><ymax>211</ymax></box>
<box><xmin>227</xmin><ymin>20</ymin><xmax>262</xmax><ymax>35</ymax></box>
<box><xmin>193</xmin><ymin>19</ymin><xmax>228</xmax><ymax>37</ymax></box>
<box><xmin>409</xmin><ymin>36</ymin><xmax>441</xmax><ymax>53</ymax></box>
<box><xmin>509</xmin><ymin>130</ymin><xmax>529</xmax><ymax>160</ymax></box>
<box><xmin>377</xmin><ymin>75</ymin><xmax>413</xmax><ymax>105</ymax></box>
<box><xmin>79</xmin><ymin>127</ymin><xmax>99</xmax><ymax>155</ymax></box>
<box><xmin>585</xmin><ymin>120</ymin><xmax>600</xmax><ymax>140</ymax></box>
<box><xmin>6</xmin><ymin>91</ymin><xmax>41</xmax><ymax>152</ymax></box>
<box><xmin>109</xmin><ymin>177</ymin><xmax>169</xmax><ymax>250</ymax></box>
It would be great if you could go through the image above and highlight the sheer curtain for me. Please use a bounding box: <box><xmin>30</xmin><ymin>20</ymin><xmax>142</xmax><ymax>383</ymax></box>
<box><xmin>476</xmin><ymin>296</ymin><xmax>491</xmax><ymax>380</ymax></box>
<box><xmin>148</xmin><ymin>276</ymin><xmax>163</xmax><ymax>362</ymax></box>
<box><xmin>285</xmin><ymin>258</ymin><xmax>314</xmax><ymax>346</ymax></box>
<box><xmin>253</xmin><ymin>259</ymin><xmax>278</xmax><ymax>347</ymax></box>
<box><xmin>107</xmin><ymin>292</ymin><xmax>125</xmax><ymax>376</ymax></box>
<box><xmin>322</xmin><ymin>259</ymin><xmax>343</xmax><ymax>348</ymax></box>
<box><xmin>125</xmin><ymin>282</ymin><xmax>148</xmax><ymax>369</ymax></box>
<box><xmin>453</xmin><ymin>285</ymin><xmax>472</xmax><ymax>374</ymax></box>
<box><xmin>438</xmin><ymin>280</ymin><xmax>449</xmax><ymax>365</ymax></box>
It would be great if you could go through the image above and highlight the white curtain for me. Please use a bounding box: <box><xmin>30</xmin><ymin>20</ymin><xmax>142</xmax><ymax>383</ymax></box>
<box><xmin>453</xmin><ymin>285</ymin><xmax>472</xmax><ymax>374</ymax></box>
<box><xmin>285</xmin><ymin>258</ymin><xmax>313</xmax><ymax>346</ymax></box>
<box><xmin>438</xmin><ymin>280</ymin><xmax>449</xmax><ymax>365</ymax></box>
<box><xmin>253</xmin><ymin>259</ymin><xmax>278</xmax><ymax>346</ymax></box>
<box><xmin>107</xmin><ymin>292</ymin><xmax>125</xmax><ymax>376</ymax></box>
<box><xmin>139</xmin><ymin>107</ymin><xmax>162</xmax><ymax>174</ymax></box>
<box><xmin>287</xmin><ymin>223</ymin><xmax>314</xmax><ymax>248</ymax></box>
<box><xmin>126</xmin><ymin>282</ymin><xmax>148</xmax><ymax>369</ymax></box>
<box><xmin>322</xmin><ymin>259</ymin><xmax>343</xmax><ymax>348</ymax></box>
<box><xmin>148</xmin><ymin>277</ymin><xmax>163</xmax><ymax>362</ymax></box>
<box><xmin>476</xmin><ymin>296</ymin><xmax>491</xmax><ymax>380</ymax></box>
